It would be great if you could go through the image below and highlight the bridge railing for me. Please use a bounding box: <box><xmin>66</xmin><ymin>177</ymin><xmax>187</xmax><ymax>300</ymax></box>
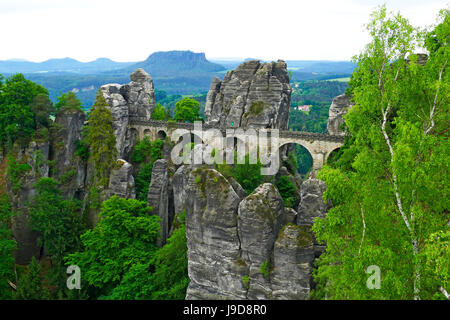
<box><xmin>128</xmin><ymin>117</ymin><xmax>345</xmax><ymax>143</ymax></box>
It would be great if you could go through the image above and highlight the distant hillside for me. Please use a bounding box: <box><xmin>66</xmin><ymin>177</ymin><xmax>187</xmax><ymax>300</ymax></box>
<box><xmin>125</xmin><ymin>51</ymin><xmax>225</xmax><ymax>75</ymax></box>
<box><xmin>2</xmin><ymin>51</ymin><xmax>226</xmax><ymax>108</ymax></box>
<box><xmin>0</xmin><ymin>57</ymin><xmax>134</xmax><ymax>74</ymax></box>
<box><xmin>211</xmin><ymin>59</ymin><xmax>356</xmax><ymax>80</ymax></box>
<box><xmin>0</xmin><ymin>52</ymin><xmax>356</xmax><ymax>109</ymax></box>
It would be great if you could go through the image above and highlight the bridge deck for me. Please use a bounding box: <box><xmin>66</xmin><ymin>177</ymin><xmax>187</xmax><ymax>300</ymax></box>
<box><xmin>128</xmin><ymin>118</ymin><xmax>345</xmax><ymax>143</ymax></box>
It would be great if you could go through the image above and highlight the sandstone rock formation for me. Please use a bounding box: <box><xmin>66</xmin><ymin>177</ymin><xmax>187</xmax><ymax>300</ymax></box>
<box><xmin>185</xmin><ymin>167</ymin><xmax>321</xmax><ymax>300</ymax></box>
<box><xmin>237</xmin><ymin>183</ymin><xmax>285</xmax><ymax>299</ymax></box>
<box><xmin>51</xmin><ymin>109</ymin><xmax>87</xmax><ymax>198</ymax></box>
<box><xmin>147</xmin><ymin>159</ymin><xmax>170</xmax><ymax>246</ymax></box>
<box><xmin>101</xmin><ymin>68</ymin><xmax>156</xmax><ymax>158</ymax></box>
<box><xmin>172</xmin><ymin>165</ymin><xmax>191</xmax><ymax>216</ymax></box>
<box><xmin>204</xmin><ymin>60</ymin><xmax>291</xmax><ymax>130</ymax></box>
<box><xmin>326</xmin><ymin>93</ymin><xmax>353</xmax><ymax>136</ymax></box>
<box><xmin>185</xmin><ymin>168</ymin><xmax>244</xmax><ymax>299</ymax></box>
<box><xmin>297</xmin><ymin>179</ymin><xmax>331</xmax><ymax>226</ymax></box>
<box><xmin>271</xmin><ymin>224</ymin><xmax>314</xmax><ymax>299</ymax></box>
<box><xmin>7</xmin><ymin>141</ymin><xmax>50</xmax><ymax>265</ymax></box>
<box><xmin>108</xmin><ymin>159</ymin><xmax>135</xmax><ymax>199</ymax></box>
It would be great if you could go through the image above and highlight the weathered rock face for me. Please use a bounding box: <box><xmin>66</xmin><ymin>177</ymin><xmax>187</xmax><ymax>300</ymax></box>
<box><xmin>204</xmin><ymin>60</ymin><xmax>291</xmax><ymax>130</ymax></box>
<box><xmin>147</xmin><ymin>159</ymin><xmax>170</xmax><ymax>246</ymax></box>
<box><xmin>101</xmin><ymin>68</ymin><xmax>156</xmax><ymax>158</ymax></box>
<box><xmin>172</xmin><ymin>165</ymin><xmax>191</xmax><ymax>216</ymax></box>
<box><xmin>228</xmin><ymin>177</ymin><xmax>247</xmax><ymax>201</ymax></box>
<box><xmin>297</xmin><ymin>179</ymin><xmax>331</xmax><ymax>226</ymax></box>
<box><xmin>108</xmin><ymin>159</ymin><xmax>135</xmax><ymax>199</ymax></box>
<box><xmin>326</xmin><ymin>94</ymin><xmax>353</xmax><ymax>136</ymax></box>
<box><xmin>185</xmin><ymin>170</ymin><xmax>319</xmax><ymax>300</ymax></box>
<box><xmin>185</xmin><ymin>168</ymin><xmax>245</xmax><ymax>299</ymax></box>
<box><xmin>7</xmin><ymin>141</ymin><xmax>50</xmax><ymax>265</ymax></box>
<box><xmin>51</xmin><ymin>109</ymin><xmax>87</xmax><ymax>198</ymax></box>
<box><xmin>271</xmin><ymin>225</ymin><xmax>314</xmax><ymax>299</ymax></box>
<box><xmin>237</xmin><ymin>183</ymin><xmax>285</xmax><ymax>299</ymax></box>
<box><xmin>100</xmin><ymin>84</ymin><xmax>129</xmax><ymax>158</ymax></box>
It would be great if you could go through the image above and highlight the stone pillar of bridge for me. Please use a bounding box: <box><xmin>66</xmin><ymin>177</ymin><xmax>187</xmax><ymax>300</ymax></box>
<box><xmin>311</xmin><ymin>152</ymin><xmax>325</xmax><ymax>177</ymax></box>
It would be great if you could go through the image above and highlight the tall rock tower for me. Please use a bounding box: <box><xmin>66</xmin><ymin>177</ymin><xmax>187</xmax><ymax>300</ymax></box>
<box><xmin>100</xmin><ymin>68</ymin><xmax>156</xmax><ymax>158</ymax></box>
<box><xmin>204</xmin><ymin>60</ymin><xmax>291</xmax><ymax>130</ymax></box>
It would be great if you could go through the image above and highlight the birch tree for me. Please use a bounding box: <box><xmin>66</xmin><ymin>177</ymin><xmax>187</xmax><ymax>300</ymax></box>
<box><xmin>312</xmin><ymin>6</ymin><xmax>449</xmax><ymax>300</ymax></box>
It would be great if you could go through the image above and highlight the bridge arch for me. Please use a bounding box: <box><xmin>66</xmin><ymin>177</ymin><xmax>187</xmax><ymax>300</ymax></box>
<box><xmin>157</xmin><ymin>130</ymin><xmax>167</xmax><ymax>140</ymax></box>
<box><xmin>279</xmin><ymin>142</ymin><xmax>314</xmax><ymax>176</ymax></box>
<box><xmin>325</xmin><ymin>147</ymin><xmax>341</xmax><ymax>164</ymax></box>
<box><xmin>143</xmin><ymin>128</ymin><xmax>152</xmax><ymax>139</ymax></box>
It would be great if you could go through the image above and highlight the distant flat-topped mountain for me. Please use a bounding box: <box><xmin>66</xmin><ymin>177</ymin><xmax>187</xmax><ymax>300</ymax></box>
<box><xmin>0</xmin><ymin>57</ymin><xmax>134</xmax><ymax>74</ymax></box>
<box><xmin>123</xmin><ymin>50</ymin><xmax>225</xmax><ymax>75</ymax></box>
<box><xmin>0</xmin><ymin>50</ymin><xmax>356</xmax><ymax>108</ymax></box>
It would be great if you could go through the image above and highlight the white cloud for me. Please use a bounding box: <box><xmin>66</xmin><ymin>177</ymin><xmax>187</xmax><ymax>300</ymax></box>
<box><xmin>0</xmin><ymin>0</ymin><xmax>447</xmax><ymax>62</ymax></box>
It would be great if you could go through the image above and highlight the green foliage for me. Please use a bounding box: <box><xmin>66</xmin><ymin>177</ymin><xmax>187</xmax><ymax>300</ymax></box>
<box><xmin>58</xmin><ymin>169</ymin><xmax>77</xmax><ymax>184</ymax></box>
<box><xmin>173</xmin><ymin>97</ymin><xmax>201</xmax><ymax>123</ymax></box>
<box><xmin>424</xmin><ymin>9</ymin><xmax>449</xmax><ymax>55</ymax></box>
<box><xmin>0</xmin><ymin>74</ymin><xmax>50</xmax><ymax>149</ymax></box>
<box><xmin>260</xmin><ymin>260</ymin><xmax>271</xmax><ymax>278</ymax></box>
<box><xmin>423</xmin><ymin>230</ymin><xmax>450</xmax><ymax>297</ymax></box>
<box><xmin>217</xmin><ymin>153</ymin><xmax>263</xmax><ymax>195</ymax></box>
<box><xmin>87</xmin><ymin>90</ymin><xmax>117</xmax><ymax>187</ymax></box>
<box><xmin>131</xmin><ymin>138</ymin><xmax>163</xmax><ymax>201</ymax></box>
<box><xmin>6</xmin><ymin>154</ymin><xmax>32</xmax><ymax>192</ymax></box>
<box><xmin>15</xmin><ymin>257</ymin><xmax>50</xmax><ymax>300</ymax></box>
<box><xmin>245</xmin><ymin>101</ymin><xmax>266</xmax><ymax>117</ymax></box>
<box><xmin>0</xmin><ymin>195</ymin><xmax>16</xmax><ymax>299</ymax></box>
<box><xmin>312</xmin><ymin>6</ymin><xmax>449</xmax><ymax>300</ymax></box>
<box><xmin>74</xmin><ymin>134</ymin><xmax>90</xmax><ymax>162</ymax></box>
<box><xmin>232</xmin><ymin>154</ymin><xmax>263</xmax><ymax>194</ymax></box>
<box><xmin>65</xmin><ymin>196</ymin><xmax>160</xmax><ymax>298</ymax></box>
<box><xmin>135</xmin><ymin>163</ymin><xmax>154</xmax><ymax>202</ymax></box>
<box><xmin>291</xmin><ymin>80</ymin><xmax>348</xmax><ymax>106</ymax></box>
<box><xmin>242</xmin><ymin>275</ymin><xmax>250</xmax><ymax>290</ymax></box>
<box><xmin>285</xmin><ymin>150</ymin><xmax>299</xmax><ymax>175</ymax></box>
<box><xmin>276</xmin><ymin>176</ymin><xmax>296</xmax><ymax>208</ymax></box>
<box><xmin>88</xmin><ymin>185</ymin><xmax>101</xmax><ymax>210</ymax></box>
<box><xmin>289</xmin><ymin>104</ymin><xmax>329</xmax><ymax>133</ymax></box>
<box><xmin>29</xmin><ymin>177</ymin><xmax>85</xmax><ymax>296</ymax></box>
<box><xmin>105</xmin><ymin>210</ymin><xmax>189</xmax><ymax>300</ymax></box>
<box><xmin>151</xmin><ymin>103</ymin><xmax>170</xmax><ymax>120</ymax></box>
<box><xmin>144</xmin><ymin>211</ymin><xmax>189</xmax><ymax>299</ymax></box>
<box><xmin>131</xmin><ymin>136</ymin><xmax>153</xmax><ymax>164</ymax></box>
<box><xmin>30</xmin><ymin>94</ymin><xmax>55</xmax><ymax>129</ymax></box>
<box><xmin>54</xmin><ymin>91</ymin><xmax>83</xmax><ymax>112</ymax></box>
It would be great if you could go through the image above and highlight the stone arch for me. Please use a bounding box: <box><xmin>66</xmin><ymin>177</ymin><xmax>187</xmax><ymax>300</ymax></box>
<box><xmin>157</xmin><ymin>129</ymin><xmax>167</xmax><ymax>140</ymax></box>
<box><xmin>128</xmin><ymin>127</ymin><xmax>139</xmax><ymax>150</ymax></box>
<box><xmin>279</xmin><ymin>142</ymin><xmax>314</xmax><ymax>176</ymax></box>
<box><xmin>143</xmin><ymin>128</ymin><xmax>152</xmax><ymax>139</ymax></box>
<box><xmin>325</xmin><ymin>147</ymin><xmax>341</xmax><ymax>164</ymax></box>
<box><xmin>173</xmin><ymin>131</ymin><xmax>205</xmax><ymax>156</ymax></box>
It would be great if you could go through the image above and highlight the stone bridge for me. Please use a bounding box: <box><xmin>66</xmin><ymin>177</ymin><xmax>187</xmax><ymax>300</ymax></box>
<box><xmin>128</xmin><ymin>118</ymin><xmax>345</xmax><ymax>173</ymax></box>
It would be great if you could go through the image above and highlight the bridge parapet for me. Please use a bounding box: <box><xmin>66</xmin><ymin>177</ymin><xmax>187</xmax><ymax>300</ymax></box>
<box><xmin>128</xmin><ymin>118</ymin><xmax>345</xmax><ymax>144</ymax></box>
<box><xmin>279</xmin><ymin>130</ymin><xmax>345</xmax><ymax>143</ymax></box>
<box><xmin>128</xmin><ymin>118</ymin><xmax>345</xmax><ymax>174</ymax></box>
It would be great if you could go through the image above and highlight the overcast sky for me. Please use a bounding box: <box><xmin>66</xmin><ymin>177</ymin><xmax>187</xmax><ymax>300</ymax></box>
<box><xmin>0</xmin><ymin>0</ymin><xmax>447</xmax><ymax>62</ymax></box>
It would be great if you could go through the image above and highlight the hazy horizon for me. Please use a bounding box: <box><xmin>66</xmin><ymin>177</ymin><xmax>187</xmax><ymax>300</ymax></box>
<box><xmin>0</xmin><ymin>52</ymin><xmax>358</xmax><ymax>64</ymax></box>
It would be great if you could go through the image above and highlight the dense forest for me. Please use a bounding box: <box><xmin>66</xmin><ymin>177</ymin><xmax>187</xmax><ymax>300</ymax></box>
<box><xmin>0</xmin><ymin>6</ymin><xmax>448</xmax><ymax>301</ymax></box>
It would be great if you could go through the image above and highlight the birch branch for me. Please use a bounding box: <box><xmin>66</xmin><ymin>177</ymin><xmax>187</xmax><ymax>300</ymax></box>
<box><xmin>440</xmin><ymin>287</ymin><xmax>450</xmax><ymax>299</ymax></box>
<box><xmin>425</xmin><ymin>58</ymin><xmax>447</xmax><ymax>134</ymax></box>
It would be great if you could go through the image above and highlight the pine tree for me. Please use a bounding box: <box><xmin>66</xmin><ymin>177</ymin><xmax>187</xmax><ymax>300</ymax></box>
<box><xmin>87</xmin><ymin>90</ymin><xmax>117</xmax><ymax>187</ymax></box>
<box><xmin>15</xmin><ymin>257</ymin><xmax>50</xmax><ymax>300</ymax></box>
